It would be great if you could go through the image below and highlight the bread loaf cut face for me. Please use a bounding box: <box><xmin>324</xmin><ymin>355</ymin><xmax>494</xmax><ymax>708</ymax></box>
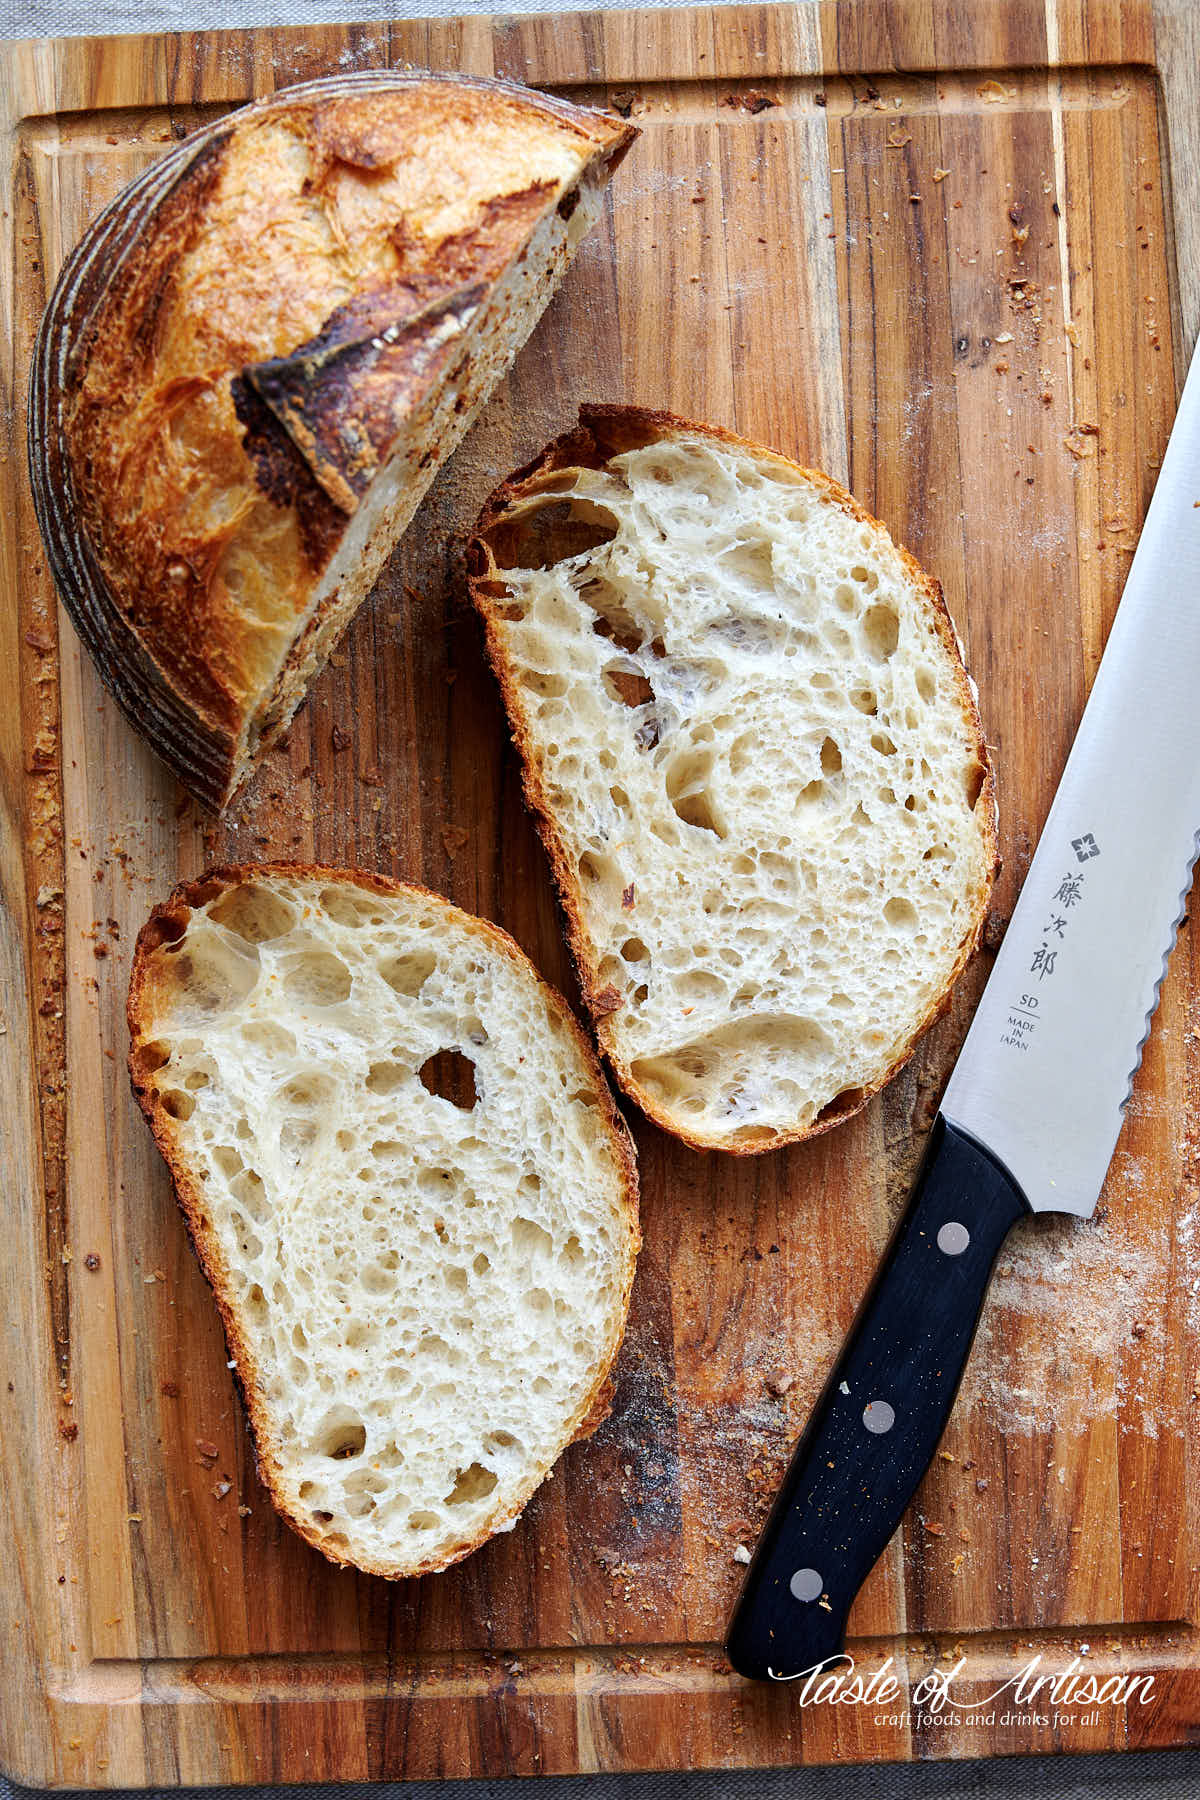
<box><xmin>128</xmin><ymin>866</ymin><xmax>639</xmax><ymax>1577</ymax></box>
<box><xmin>468</xmin><ymin>408</ymin><xmax>998</xmax><ymax>1154</ymax></box>
<box><xmin>30</xmin><ymin>74</ymin><xmax>635</xmax><ymax>810</ymax></box>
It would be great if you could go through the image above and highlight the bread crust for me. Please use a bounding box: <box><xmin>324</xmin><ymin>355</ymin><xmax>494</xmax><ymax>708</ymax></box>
<box><xmin>467</xmin><ymin>405</ymin><xmax>1000</xmax><ymax>1155</ymax></box>
<box><xmin>127</xmin><ymin>862</ymin><xmax>641</xmax><ymax>1578</ymax></box>
<box><xmin>31</xmin><ymin>74</ymin><xmax>635</xmax><ymax>810</ymax></box>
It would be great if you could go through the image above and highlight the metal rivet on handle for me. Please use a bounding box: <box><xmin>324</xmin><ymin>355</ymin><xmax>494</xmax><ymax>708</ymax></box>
<box><xmin>937</xmin><ymin>1221</ymin><xmax>971</xmax><ymax>1256</ymax></box>
<box><xmin>863</xmin><ymin>1400</ymin><xmax>895</xmax><ymax>1434</ymax></box>
<box><xmin>790</xmin><ymin>1567</ymin><xmax>824</xmax><ymax>1602</ymax></box>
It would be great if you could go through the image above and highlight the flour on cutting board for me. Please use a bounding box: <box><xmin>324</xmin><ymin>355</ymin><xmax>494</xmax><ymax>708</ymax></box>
<box><xmin>957</xmin><ymin>1151</ymin><xmax>1188</xmax><ymax>1442</ymax></box>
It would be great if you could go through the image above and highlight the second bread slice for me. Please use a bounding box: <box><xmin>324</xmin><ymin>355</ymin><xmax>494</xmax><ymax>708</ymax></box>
<box><xmin>128</xmin><ymin>865</ymin><xmax>639</xmax><ymax>1577</ymax></box>
<box><xmin>467</xmin><ymin>407</ymin><xmax>998</xmax><ymax>1153</ymax></box>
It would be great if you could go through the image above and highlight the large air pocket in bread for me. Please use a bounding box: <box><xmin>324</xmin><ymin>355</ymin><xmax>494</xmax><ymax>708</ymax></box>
<box><xmin>128</xmin><ymin>866</ymin><xmax>639</xmax><ymax>1577</ymax></box>
<box><xmin>467</xmin><ymin>408</ymin><xmax>998</xmax><ymax>1153</ymax></box>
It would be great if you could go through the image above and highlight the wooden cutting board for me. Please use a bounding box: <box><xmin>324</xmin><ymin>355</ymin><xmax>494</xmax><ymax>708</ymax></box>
<box><xmin>3</xmin><ymin>0</ymin><xmax>1200</xmax><ymax>1783</ymax></box>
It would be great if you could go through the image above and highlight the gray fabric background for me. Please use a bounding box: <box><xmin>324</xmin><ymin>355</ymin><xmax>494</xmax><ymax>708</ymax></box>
<box><xmin>5</xmin><ymin>1755</ymin><xmax>1200</xmax><ymax>1798</ymax></box>
<box><xmin>3</xmin><ymin>0</ymin><xmax>1198</xmax><ymax>1791</ymax></box>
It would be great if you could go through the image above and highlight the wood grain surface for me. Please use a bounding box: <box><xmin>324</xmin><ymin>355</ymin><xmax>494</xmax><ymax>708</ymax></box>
<box><xmin>2</xmin><ymin>0</ymin><xmax>1200</xmax><ymax>1784</ymax></box>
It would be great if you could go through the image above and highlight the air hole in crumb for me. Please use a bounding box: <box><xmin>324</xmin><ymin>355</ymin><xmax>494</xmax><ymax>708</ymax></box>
<box><xmin>819</xmin><ymin>736</ymin><xmax>842</xmax><ymax>775</ymax></box>
<box><xmin>916</xmin><ymin>665</ymin><xmax>936</xmax><ymax>703</ymax></box>
<box><xmin>419</xmin><ymin>1050</ymin><xmax>477</xmax><ymax>1110</ymax></box>
<box><xmin>884</xmin><ymin>897</ymin><xmax>919</xmax><ymax>930</ymax></box>
<box><xmin>490</xmin><ymin>497</ymin><xmax>618</xmax><ymax>571</ymax></box>
<box><xmin>666</xmin><ymin>751</ymin><xmax>727</xmax><ymax>838</ymax></box>
<box><xmin>862</xmin><ymin>603</ymin><xmax>900</xmax><ymax>661</ymax></box>
<box><xmin>280</xmin><ymin>1116</ymin><xmax>319</xmax><ymax>1162</ymax></box>
<box><xmin>965</xmin><ymin>760</ymin><xmax>987</xmax><ymax>807</ymax></box>
<box><xmin>281</xmin><ymin>950</ymin><xmax>352</xmax><ymax>1006</ymax></box>
<box><xmin>473</xmin><ymin>1252</ymin><xmax>491</xmax><ymax>1276</ymax></box>
<box><xmin>512</xmin><ymin>1216</ymin><xmax>553</xmax><ymax>1258</ymax></box>
<box><xmin>366</xmin><ymin>1060</ymin><xmax>408</xmax><ymax>1095</ymax></box>
<box><xmin>445</xmin><ymin>1462</ymin><xmax>498</xmax><ymax>1506</ymax></box>
<box><xmin>316</xmin><ymin>1409</ymin><xmax>366</xmax><ymax>1461</ymax></box>
<box><xmin>603</xmin><ymin>661</ymin><xmax>655</xmax><ymax>709</ymax></box>
<box><xmin>380</xmin><ymin>949</ymin><xmax>436</xmax><ymax>999</ymax></box>
<box><xmin>815</xmin><ymin>1085</ymin><xmax>867</xmax><ymax>1126</ymax></box>
<box><xmin>280</xmin><ymin>1073</ymin><xmax>333</xmax><ymax>1111</ymax></box>
<box><xmin>230</xmin><ymin>1169</ymin><xmax>266</xmax><ymax>1220</ymax></box>
<box><xmin>484</xmin><ymin>1430</ymin><xmax>520</xmax><ymax>1454</ymax></box>
<box><xmin>209</xmin><ymin>883</ymin><xmax>296</xmax><ymax>943</ymax></box>
<box><xmin>621</xmin><ymin>937</ymin><xmax>650</xmax><ymax>963</ymax></box>
<box><xmin>136</xmin><ymin>1041</ymin><xmax>171</xmax><ymax>1077</ymax></box>
<box><xmin>676</xmin><ymin>968</ymin><xmax>725</xmax><ymax>1002</ymax></box>
<box><xmin>521</xmin><ymin>668</ymin><xmax>569</xmax><ymax>700</ymax></box>
<box><xmin>577</xmin><ymin>849</ymin><xmax>623</xmax><ymax>897</ymax></box>
<box><xmin>320</xmin><ymin>888</ymin><xmax>383</xmax><ymax>928</ymax></box>
<box><xmin>871</xmin><ymin>730</ymin><xmax>897</xmax><ymax>756</ymax></box>
<box><xmin>850</xmin><ymin>687</ymin><xmax>878</xmax><ymax>715</ymax></box>
<box><xmin>240</xmin><ymin>1020</ymin><xmax>296</xmax><ymax>1058</ymax></box>
<box><xmin>160</xmin><ymin>1089</ymin><xmax>195</xmax><ymax>1120</ymax></box>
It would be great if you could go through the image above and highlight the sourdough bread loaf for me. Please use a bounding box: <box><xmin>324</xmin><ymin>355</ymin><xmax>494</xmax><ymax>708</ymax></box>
<box><xmin>128</xmin><ymin>865</ymin><xmax>639</xmax><ymax>1577</ymax></box>
<box><xmin>467</xmin><ymin>407</ymin><xmax>998</xmax><ymax>1153</ymax></box>
<box><xmin>30</xmin><ymin>73</ymin><xmax>635</xmax><ymax>809</ymax></box>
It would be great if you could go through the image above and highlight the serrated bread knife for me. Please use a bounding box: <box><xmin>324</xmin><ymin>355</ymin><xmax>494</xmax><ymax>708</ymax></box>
<box><xmin>726</xmin><ymin>340</ymin><xmax>1200</xmax><ymax>1682</ymax></box>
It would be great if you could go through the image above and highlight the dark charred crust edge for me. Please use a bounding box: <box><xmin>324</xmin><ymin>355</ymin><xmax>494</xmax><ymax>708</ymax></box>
<box><xmin>467</xmin><ymin>405</ymin><xmax>1000</xmax><ymax>1157</ymax></box>
<box><xmin>127</xmin><ymin>861</ymin><xmax>641</xmax><ymax>1578</ymax></box>
<box><xmin>242</xmin><ymin>280</ymin><xmax>491</xmax><ymax>512</ymax></box>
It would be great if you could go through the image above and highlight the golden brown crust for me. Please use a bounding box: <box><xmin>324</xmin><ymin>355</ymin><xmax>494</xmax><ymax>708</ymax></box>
<box><xmin>127</xmin><ymin>861</ymin><xmax>641</xmax><ymax>1578</ymax></box>
<box><xmin>467</xmin><ymin>406</ymin><xmax>1000</xmax><ymax>1156</ymax></box>
<box><xmin>33</xmin><ymin>74</ymin><xmax>636</xmax><ymax>810</ymax></box>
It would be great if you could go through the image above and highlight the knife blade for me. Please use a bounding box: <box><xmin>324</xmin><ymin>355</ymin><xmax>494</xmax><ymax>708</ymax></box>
<box><xmin>726</xmin><ymin>339</ymin><xmax>1200</xmax><ymax>1682</ymax></box>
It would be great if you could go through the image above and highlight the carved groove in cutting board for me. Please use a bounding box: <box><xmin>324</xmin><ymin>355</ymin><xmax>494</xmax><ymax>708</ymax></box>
<box><xmin>1</xmin><ymin>2</ymin><xmax>1198</xmax><ymax>1783</ymax></box>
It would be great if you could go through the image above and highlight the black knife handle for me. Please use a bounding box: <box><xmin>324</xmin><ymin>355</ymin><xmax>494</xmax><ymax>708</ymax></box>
<box><xmin>725</xmin><ymin>1115</ymin><xmax>1030</xmax><ymax>1682</ymax></box>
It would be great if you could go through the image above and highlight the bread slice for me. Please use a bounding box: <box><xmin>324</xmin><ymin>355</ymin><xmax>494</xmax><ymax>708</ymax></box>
<box><xmin>30</xmin><ymin>73</ymin><xmax>635</xmax><ymax>810</ymax></box>
<box><xmin>467</xmin><ymin>407</ymin><xmax>998</xmax><ymax>1153</ymax></box>
<box><xmin>127</xmin><ymin>865</ymin><xmax>639</xmax><ymax>1577</ymax></box>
